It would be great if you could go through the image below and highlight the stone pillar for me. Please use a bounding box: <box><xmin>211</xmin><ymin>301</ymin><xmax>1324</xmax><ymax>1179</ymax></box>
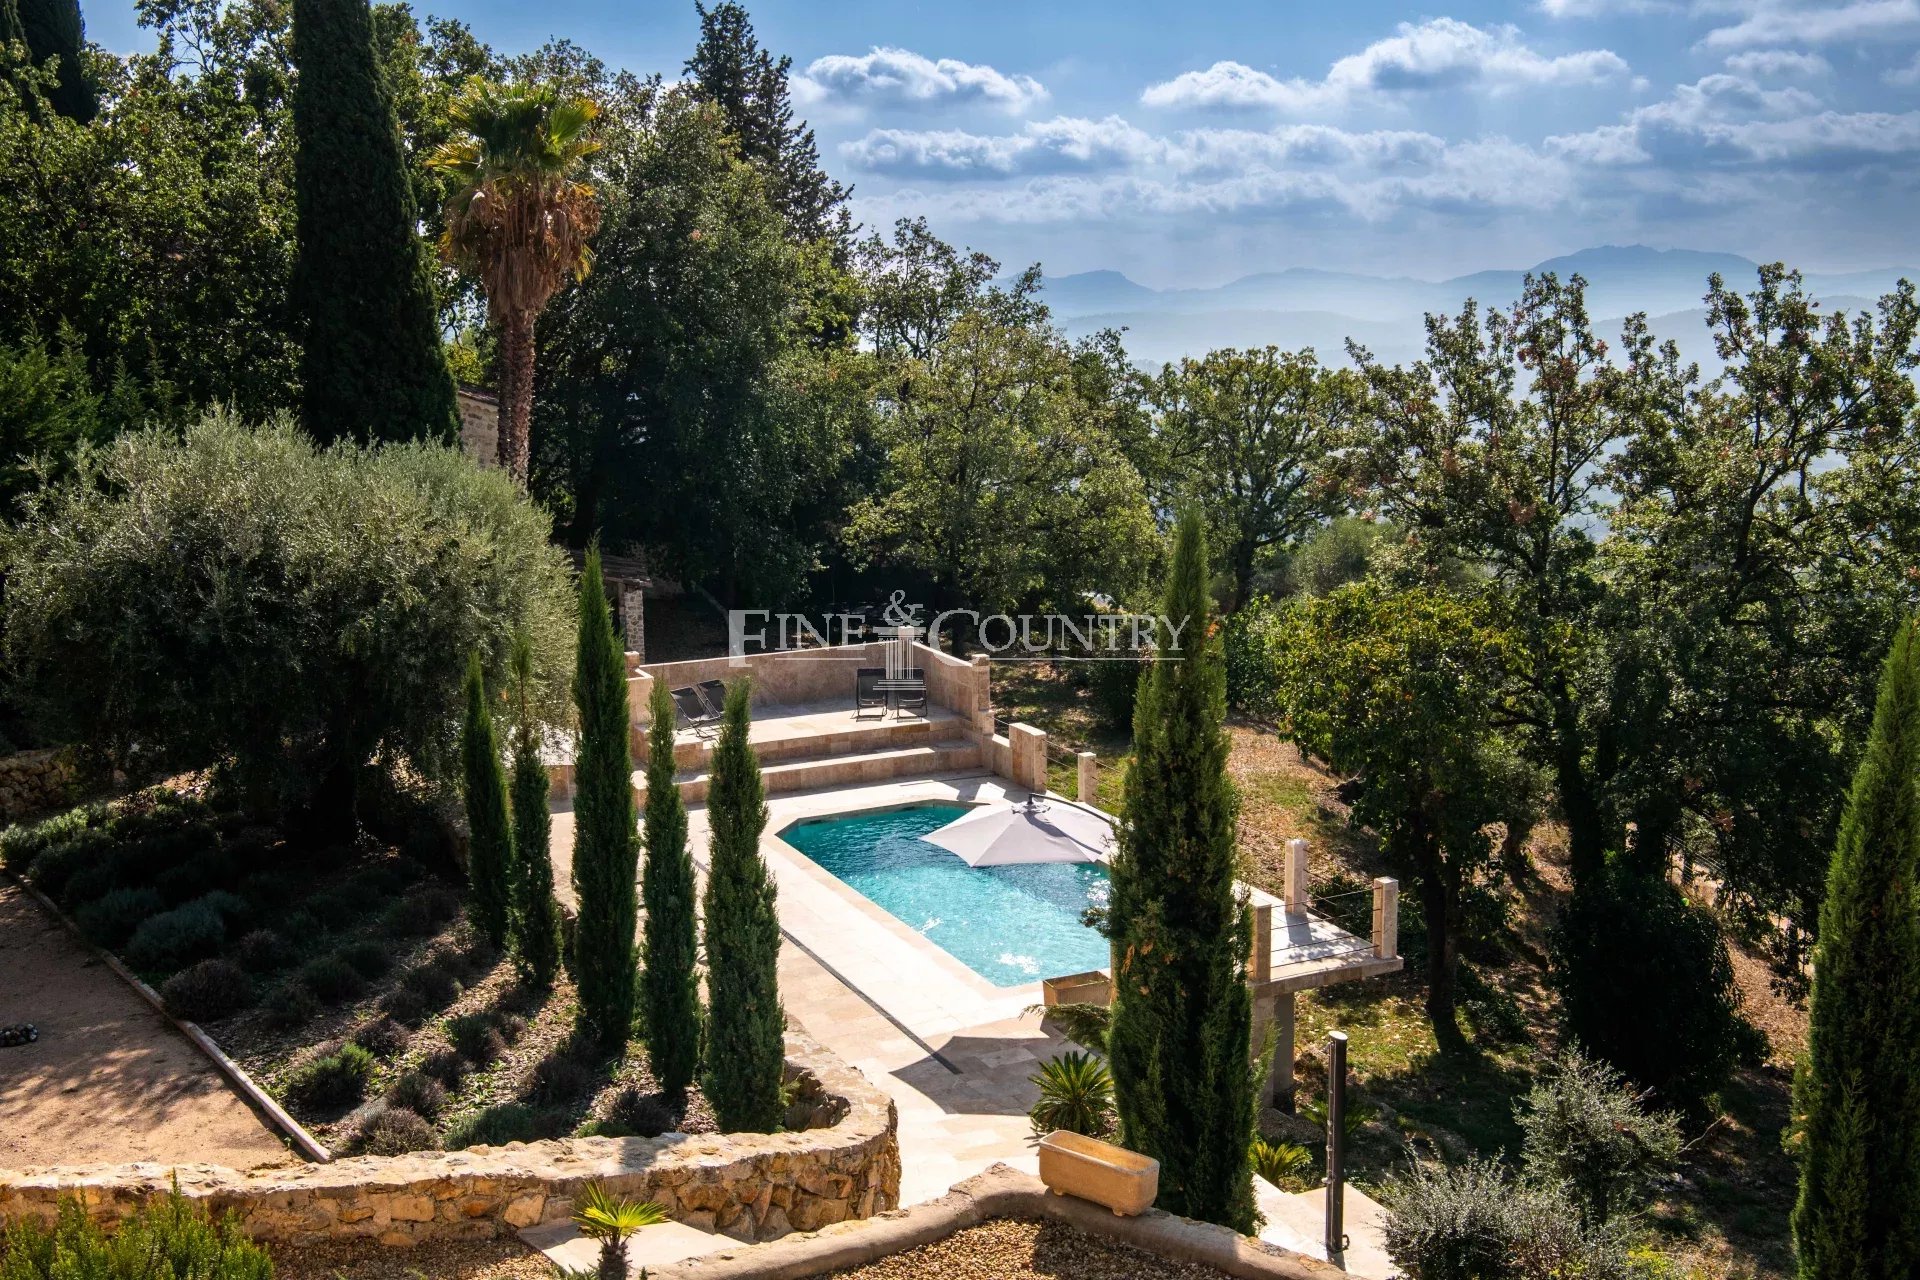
<box><xmin>969</xmin><ymin>655</ymin><xmax>994</xmax><ymax>734</ymax></box>
<box><xmin>1284</xmin><ymin>837</ymin><xmax>1310</xmax><ymax>915</ymax></box>
<box><xmin>1076</xmin><ymin>752</ymin><xmax>1097</xmax><ymax>804</ymax></box>
<box><xmin>1008</xmin><ymin>722</ymin><xmax>1048</xmax><ymax>795</ymax></box>
<box><xmin>1249</xmin><ymin>901</ymin><xmax>1273</xmax><ymax>984</ymax></box>
<box><xmin>621</xmin><ymin>587</ymin><xmax>645</xmax><ymax>662</ymax></box>
<box><xmin>1372</xmin><ymin>877</ymin><xmax>1400</xmax><ymax>959</ymax></box>
<box><xmin>1251</xmin><ymin>991</ymin><xmax>1297</xmax><ymax>1109</ymax></box>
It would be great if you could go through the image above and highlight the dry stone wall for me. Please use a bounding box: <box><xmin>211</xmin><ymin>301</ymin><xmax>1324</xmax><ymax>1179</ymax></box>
<box><xmin>0</xmin><ymin>749</ymin><xmax>75</xmax><ymax>822</ymax></box>
<box><xmin>0</xmin><ymin>1031</ymin><xmax>898</xmax><ymax>1248</ymax></box>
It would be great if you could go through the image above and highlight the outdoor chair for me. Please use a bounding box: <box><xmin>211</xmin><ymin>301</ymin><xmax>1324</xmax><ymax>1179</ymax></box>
<box><xmin>695</xmin><ymin>679</ymin><xmax>730</xmax><ymax>718</ymax></box>
<box><xmin>855</xmin><ymin>667</ymin><xmax>887</xmax><ymax>719</ymax></box>
<box><xmin>670</xmin><ymin>685</ymin><xmax>721</xmax><ymax>732</ymax></box>
<box><xmin>891</xmin><ymin>667</ymin><xmax>928</xmax><ymax>718</ymax></box>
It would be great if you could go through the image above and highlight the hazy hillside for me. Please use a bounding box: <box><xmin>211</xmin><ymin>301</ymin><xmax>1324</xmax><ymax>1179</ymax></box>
<box><xmin>1045</xmin><ymin>246</ymin><xmax>1913</xmax><ymax>371</ymax></box>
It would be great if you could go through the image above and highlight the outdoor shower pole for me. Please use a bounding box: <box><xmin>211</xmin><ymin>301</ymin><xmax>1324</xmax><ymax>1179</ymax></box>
<box><xmin>1325</xmin><ymin>1030</ymin><xmax>1348</xmax><ymax>1259</ymax></box>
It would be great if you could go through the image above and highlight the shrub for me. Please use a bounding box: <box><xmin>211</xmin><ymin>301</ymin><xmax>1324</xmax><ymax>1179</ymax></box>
<box><xmin>447</xmin><ymin>1012</ymin><xmax>505</xmax><ymax>1066</ymax></box>
<box><xmin>58</xmin><ymin>855</ymin><xmax>122</xmax><ymax>911</ymax></box>
<box><xmin>1085</xmin><ymin>652</ymin><xmax>1144</xmax><ymax>729</ymax></box>
<box><xmin>306</xmin><ymin>881</ymin><xmax>382</xmax><ymax>930</ymax></box>
<box><xmin>1250</xmin><ymin>1138</ymin><xmax>1313</xmax><ymax>1188</ymax></box>
<box><xmin>509</xmin><ymin>633</ymin><xmax>564</xmax><ymax>987</ymax></box>
<box><xmin>1028</xmin><ymin>1050</ymin><xmax>1116</xmax><ymax>1138</ymax></box>
<box><xmin>1380</xmin><ymin>1157</ymin><xmax>1631</xmax><ymax>1280</ymax></box>
<box><xmin>24</xmin><ymin>827</ymin><xmax>112</xmax><ymax>898</ymax></box>
<box><xmin>495</xmin><ymin>1012</ymin><xmax>528</xmax><ymax>1044</ymax></box>
<box><xmin>233</xmin><ymin>929</ymin><xmax>297</xmax><ymax>973</ymax></box>
<box><xmin>263</xmin><ymin>982</ymin><xmax>320</xmax><ymax>1029</ymax></box>
<box><xmin>600</xmin><ymin>1086</ymin><xmax>676</xmax><ymax>1139</ymax></box>
<box><xmin>348</xmin><ymin>1105</ymin><xmax>439</xmax><ymax>1157</ymax></box>
<box><xmin>1517</xmin><ymin>1048</ymin><xmax>1681</xmax><ymax>1230</ymax></box>
<box><xmin>527</xmin><ymin>1053</ymin><xmax>601</xmax><ymax>1106</ymax></box>
<box><xmin>351</xmin><ymin>1016</ymin><xmax>410</xmax><ymax>1059</ymax></box>
<box><xmin>296</xmin><ymin>954</ymin><xmax>366</xmax><ymax>1004</ymax></box>
<box><xmin>0</xmin><ymin>803</ymin><xmax>94</xmax><ymax>874</ymax></box>
<box><xmin>73</xmin><ymin>887</ymin><xmax>164</xmax><ymax>948</ymax></box>
<box><xmin>419</xmin><ymin>1049</ymin><xmax>468</xmax><ymax>1089</ymax></box>
<box><xmin>153</xmin><ymin>852</ymin><xmax>242</xmax><ymax>907</ymax></box>
<box><xmin>125</xmin><ymin>900</ymin><xmax>226</xmax><ymax>972</ymax></box>
<box><xmin>337</xmin><ymin>939</ymin><xmax>393</xmax><ymax>980</ymax></box>
<box><xmin>161</xmin><ymin>959</ymin><xmax>254</xmax><ymax>1022</ymax></box>
<box><xmin>0</xmin><ymin>1187</ymin><xmax>272</xmax><ymax>1280</ymax></box>
<box><xmin>386</xmin><ymin>1071</ymin><xmax>447</xmax><ymax>1121</ymax></box>
<box><xmin>382</xmin><ymin>886</ymin><xmax>462</xmax><ymax>938</ymax></box>
<box><xmin>401</xmin><ymin>959</ymin><xmax>460</xmax><ymax>1007</ymax></box>
<box><xmin>286</xmin><ymin>1043</ymin><xmax>376</xmax><ymax>1110</ymax></box>
<box><xmin>379</xmin><ymin>986</ymin><xmax>430</xmax><ymax>1028</ymax></box>
<box><xmin>2</xmin><ymin>415</ymin><xmax>575</xmax><ymax>827</ymax></box>
<box><xmin>1550</xmin><ymin>855</ymin><xmax>1745</xmax><ymax>1116</ymax></box>
<box><xmin>443</xmin><ymin>1102</ymin><xmax>570</xmax><ymax>1150</ymax></box>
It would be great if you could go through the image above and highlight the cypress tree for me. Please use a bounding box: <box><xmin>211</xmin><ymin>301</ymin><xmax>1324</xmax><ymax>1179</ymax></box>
<box><xmin>18</xmin><ymin>0</ymin><xmax>95</xmax><ymax>123</ymax></box>
<box><xmin>1106</xmin><ymin>511</ymin><xmax>1256</xmax><ymax>1231</ymax></box>
<box><xmin>1791</xmin><ymin>618</ymin><xmax>1920</xmax><ymax>1279</ymax></box>
<box><xmin>572</xmin><ymin>548</ymin><xmax>639</xmax><ymax>1052</ymax></box>
<box><xmin>701</xmin><ymin>679</ymin><xmax>784</xmax><ymax>1132</ymax></box>
<box><xmin>290</xmin><ymin>0</ymin><xmax>457</xmax><ymax>446</ymax></box>
<box><xmin>460</xmin><ymin>652</ymin><xmax>513</xmax><ymax>949</ymax></box>
<box><xmin>642</xmin><ymin>677</ymin><xmax>703</xmax><ymax>1094</ymax></box>
<box><xmin>508</xmin><ymin>633</ymin><xmax>563</xmax><ymax>986</ymax></box>
<box><xmin>685</xmin><ymin>1</ymin><xmax>850</xmax><ymax>252</ymax></box>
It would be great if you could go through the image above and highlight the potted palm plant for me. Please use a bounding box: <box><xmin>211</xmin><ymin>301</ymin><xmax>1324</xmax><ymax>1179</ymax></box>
<box><xmin>570</xmin><ymin>1181</ymin><xmax>668</xmax><ymax>1280</ymax></box>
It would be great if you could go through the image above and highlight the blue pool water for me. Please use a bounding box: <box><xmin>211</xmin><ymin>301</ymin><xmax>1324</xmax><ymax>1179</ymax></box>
<box><xmin>779</xmin><ymin>803</ymin><xmax>1110</xmax><ymax>988</ymax></box>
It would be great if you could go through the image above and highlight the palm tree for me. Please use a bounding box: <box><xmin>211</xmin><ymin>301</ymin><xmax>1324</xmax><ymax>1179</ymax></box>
<box><xmin>428</xmin><ymin>79</ymin><xmax>601</xmax><ymax>483</ymax></box>
<box><xmin>570</xmin><ymin>1182</ymin><xmax>668</xmax><ymax>1280</ymax></box>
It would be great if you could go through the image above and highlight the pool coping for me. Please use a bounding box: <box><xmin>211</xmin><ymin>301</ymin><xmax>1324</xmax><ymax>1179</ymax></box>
<box><xmin>689</xmin><ymin>775</ymin><xmax>1068</xmax><ymax>1046</ymax></box>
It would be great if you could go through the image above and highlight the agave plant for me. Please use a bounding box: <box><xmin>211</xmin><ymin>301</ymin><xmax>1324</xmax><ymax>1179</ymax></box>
<box><xmin>571</xmin><ymin>1181</ymin><xmax>668</xmax><ymax>1280</ymax></box>
<box><xmin>1029</xmin><ymin>1050</ymin><xmax>1116</xmax><ymax>1138</ymax></box>
<box><xmin>1251</xmin><ymin>1137</ymin><xmax>1315</xmax><ymax>1187</ymax></box>
<box><xmin>1299</xmin><ymin>1095</ymin><xmax>1380</xmax><ymax>1142</ymax></box>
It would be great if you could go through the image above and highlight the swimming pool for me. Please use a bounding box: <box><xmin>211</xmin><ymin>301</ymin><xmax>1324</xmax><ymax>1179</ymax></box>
<box><xmin>779</xmin><ymin>803</ymin><xmax>1111</xmax><ymax>988</ymax></box>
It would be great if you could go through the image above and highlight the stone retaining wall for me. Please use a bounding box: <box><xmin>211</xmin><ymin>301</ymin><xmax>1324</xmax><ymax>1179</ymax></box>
<box><xmin>0</xmin><ymin>748</ymin><xmax>75</xmax><ymax>822</ymax></box>
<box><xmin>0</xmin><ymin>1030</ymin><xmax>898</xmax><ymax>1249</ymax></box>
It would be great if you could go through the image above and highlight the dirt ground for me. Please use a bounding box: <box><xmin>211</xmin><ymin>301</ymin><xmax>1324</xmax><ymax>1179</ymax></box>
<box><xmin>0</xmin><ymin>883</ymin><xmax>293</xmax><ymax>1172</ymax></box>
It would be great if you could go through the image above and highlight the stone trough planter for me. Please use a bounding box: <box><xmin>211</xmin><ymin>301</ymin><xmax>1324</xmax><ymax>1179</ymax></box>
<box><xmin>1037</xmin><ymin>1130</ymin><xmax>1159</xmax><ymax>1217</ymax></box>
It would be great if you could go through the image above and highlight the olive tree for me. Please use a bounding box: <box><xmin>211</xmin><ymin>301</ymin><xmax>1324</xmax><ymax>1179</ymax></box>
<box><xmin>3</xmin><ymin>412</ymin><xmax>573</xmax><ymax>837</ymax></box>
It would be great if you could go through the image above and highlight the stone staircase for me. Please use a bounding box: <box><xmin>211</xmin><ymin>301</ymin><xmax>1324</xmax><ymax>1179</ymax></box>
<box><xmin>633</xmin><ymin>710</ymin><xmax>983</xmax><ymax>806</ymax></box>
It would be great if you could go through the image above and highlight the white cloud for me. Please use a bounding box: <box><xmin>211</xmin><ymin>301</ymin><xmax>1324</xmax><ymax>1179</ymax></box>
<box><xmin>1546</xmin><ymin>72</ymin><xmax>1920</xmax><ymax>168</ymax></box>
<box><xmin>1140</xmin><ymin>19</ymin><xmax>1630</xmax><ymax>113</ymax></box>
<box><xmin>1887</xmin><ymin>51</ymin><xmax>1920</xmax><ymax>82</ymax></box>
<box><xmin>1700</xmin><ymin>0</ymin><xmax>1920</xmax><ymax>49</ymax></box>
<box><xmin>841</xmin><ymin>116</ymin><xmax>1161</xmax><ymax>177</ymax></box>
<box><xmin>1723</xmin><ymin>49</ymin><xmax>1833</xmax><ymax>76</ymax></box>
<box><xmin>1535</xmin><ymin>0</ymin><xmax>1675</xmax><ymax>16</ymax></box>
<box><xmin>796</xmin><ymin>47</ymin><xmax>1047</xmax><ymax>113</ymax></box>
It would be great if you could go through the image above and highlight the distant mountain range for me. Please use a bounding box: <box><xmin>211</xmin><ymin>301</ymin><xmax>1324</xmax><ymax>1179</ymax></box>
<box><xmin>1041</xmin><ymin>246</ymin><xmax>1916</xmax><ymax>371</ymax></box>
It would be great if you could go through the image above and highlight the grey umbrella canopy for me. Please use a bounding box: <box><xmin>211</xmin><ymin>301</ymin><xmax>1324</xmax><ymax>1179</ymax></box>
<box><xmin>921</xmin><ymin>799</ymin><xmax>1114</xmax><ymax>867</ymax></box>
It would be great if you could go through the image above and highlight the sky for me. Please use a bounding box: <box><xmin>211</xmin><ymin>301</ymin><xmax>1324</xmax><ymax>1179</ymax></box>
<box><xmin>84</xmin><ymin>0</ymin><xmax>1920</xmax><ymax>287</ymax></box>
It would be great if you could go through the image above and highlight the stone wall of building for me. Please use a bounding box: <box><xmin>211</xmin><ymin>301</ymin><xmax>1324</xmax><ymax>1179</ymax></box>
<box><xmin>455</xmin><ymin>387</ymin><xmax>498</xmax><ymax>471</ymax></box>
<box><xmin>0</xmin><ymin>1031</ymin><xmax>898</xmax><ymax>1249</ymax></box>
<box><xmin>0</xmin><ymin>748</ymin><xmax>75</xmax><ymax>822</ymax></box>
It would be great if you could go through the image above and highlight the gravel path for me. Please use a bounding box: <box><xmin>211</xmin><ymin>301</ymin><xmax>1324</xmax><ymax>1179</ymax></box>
<box><xmin>268</xmin><ymin>1238</ymin><xmax>551</xmax><ymax>1280</ymax></box>
<box><xmin>823</xmin><ymin>1218</ymin><xmax>1235</xmax><ymax>1280</ymax></box>
<box><xmin>0</xmin><ymin>883</ymin><xmax>291</xmax><ymax>1172</ymax></box>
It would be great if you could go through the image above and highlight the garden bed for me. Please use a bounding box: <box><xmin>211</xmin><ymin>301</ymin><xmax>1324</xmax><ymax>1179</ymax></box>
<box><xmin>1</xmin><ymin>785</ymin><xmax>715</xmax><ymax>1161</ymax></box>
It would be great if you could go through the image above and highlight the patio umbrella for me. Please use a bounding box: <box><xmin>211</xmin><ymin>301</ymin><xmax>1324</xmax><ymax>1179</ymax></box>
<box><xmin>921</xmin><ymin>799</ymin><xmax>1115</xmax><ymax>867</ymax></box>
